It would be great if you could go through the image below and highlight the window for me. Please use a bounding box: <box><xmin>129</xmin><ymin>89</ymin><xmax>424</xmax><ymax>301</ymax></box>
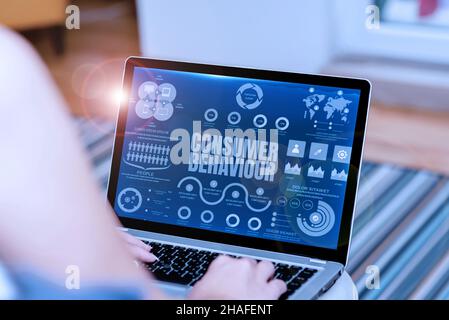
<box><xmin>333</xmin><ymin>0</ymin><xmax>449</xmax><ymax>64</ymax></box>
<box><xmin>377</xmin><ymin>0</ymin><xmax>449</xmax><ymax>28</ymax></box>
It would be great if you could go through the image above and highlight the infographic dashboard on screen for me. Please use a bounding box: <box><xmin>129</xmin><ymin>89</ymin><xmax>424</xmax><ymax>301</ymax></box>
<box><xmin>114</xmin><ymin>66</ymin><xmax>361</xmax><ymax>250</ymax></box>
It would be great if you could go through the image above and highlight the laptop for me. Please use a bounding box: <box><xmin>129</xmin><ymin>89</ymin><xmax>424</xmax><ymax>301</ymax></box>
<box><xmin>107</xmin><ymin>57</ymin><xmax>371</xmax><ymax>299</ymax></box>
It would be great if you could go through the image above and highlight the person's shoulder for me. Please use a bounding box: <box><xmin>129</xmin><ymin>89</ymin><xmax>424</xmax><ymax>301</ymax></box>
<box><xmin>0</xmin><ymin>26</ymin><xmax>53</xmax><ymax>101</ymax></box>
<box><xmin>0</xmin><ymin>27</ymin><xmax>43</xmax><ymax>71</ymax></box>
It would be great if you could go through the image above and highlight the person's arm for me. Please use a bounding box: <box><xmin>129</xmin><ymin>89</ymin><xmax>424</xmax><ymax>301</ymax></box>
<box><xmin>0</xmin><ymin>27</ymin><xmax>157</xmax><ymax>296</ymax></box>
<box><xmin>0</xmin><ymin>28</ymin><xmax>285</xmax><ymax>299</ymax></box>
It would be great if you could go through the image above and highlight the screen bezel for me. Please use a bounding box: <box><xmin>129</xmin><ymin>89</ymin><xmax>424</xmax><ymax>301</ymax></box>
<box><xmin>107</xmin><ymin>57</ymin><xmax>371</xmax><ymax>265</ymax></box>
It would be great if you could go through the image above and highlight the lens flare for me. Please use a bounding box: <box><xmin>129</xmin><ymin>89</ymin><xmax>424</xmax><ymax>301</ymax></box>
<box><xmin>112</xmin><ymin>87</ymin><xmax>126</xmax><ymax>106</ymax></box>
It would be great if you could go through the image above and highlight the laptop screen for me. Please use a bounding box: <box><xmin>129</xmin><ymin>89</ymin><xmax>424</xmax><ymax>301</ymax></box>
<box><xmin>113</xmin><ymin>65</ymin><xmax>361</xmax><ymax>251</ymax></box>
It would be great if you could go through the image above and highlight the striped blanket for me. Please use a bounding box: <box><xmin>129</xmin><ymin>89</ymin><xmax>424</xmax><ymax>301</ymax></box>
<box><xmin>77</xmin><ymin>117</ymin><xmax>449</xmax><ymax>300</ymax></box>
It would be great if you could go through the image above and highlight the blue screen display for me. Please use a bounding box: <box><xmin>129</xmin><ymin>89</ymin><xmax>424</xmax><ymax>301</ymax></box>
<box><xmin>114</xmin><ymin>67</ymin><xmax>360</xmax><ymax>250</ymax></box>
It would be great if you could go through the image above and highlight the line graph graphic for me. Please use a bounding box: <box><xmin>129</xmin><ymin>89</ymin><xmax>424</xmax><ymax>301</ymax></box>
<box><xmin>177</xmin><ymin>176</ymin><xmax>271</xmax><ymax>213</ymax></box>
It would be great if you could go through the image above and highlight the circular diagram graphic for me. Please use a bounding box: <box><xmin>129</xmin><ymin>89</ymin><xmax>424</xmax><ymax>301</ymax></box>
<box><xmin>153</xmin><ymin>101</ymin><xmax>174</xmax><ymax>121</ymax></box>
<box><xmin>200</xmin><ymin>210</ymin><xmax>214</xmax><ymax>224</ymax></box>
<box><xmin>210</xmin><ymin>180</ymin><xmax>218</xmax><ymax>188</ymax></box>
<box><xmin>275</xmin><ymin>117</ymin><xmax>290</xmax><ymax>130</ymax></box>
<box><xmin>248</xmin><ymin>217</ymin><xmax>262</xmax><ymax>231</ymax></box>
<box><xmin>226</xmin><ymin>214</ymin><xmax>240</xmax><ymax>228</ymax></box>
<box><xmin>302</xmin><ymin>199</ymin><xmax>314</xmax><ymax>210</ymax></box>
<box><xmin>289</xmin><ymin>198</ymin><xmax>300</xmax><ymax>209</ymax></box>
<box><xmin>297</xmin><ymin>200</ymin><xmax>335</xmax><ymax>237</ymax></box>
<box><xmin>117</xmin><ymin>187</ymin><xmax>142</xmax><ymax>213</ymax></box>
<box><xmin>177</xmin><ymin>206</ymin><xmax>192</xmax><ymax>220</ymax></box>
<box><xmin>277</xmin><ymin>196</ymin><xmax>288</xmax><ymax>207</ymax></box>
<box><xmin>236</xmin><ymin>83</ymin><xmax>263</xmax><ymax>110</ymax></box>
<box><xmin>227</xmin><ymin>111</ymin><xmax>241</xmax><ymax>125</ymax></box>
<box><xmin>135</xmin><ymin>100</ymin><xmax>156</xmax><ymax>119</ymax></box>
<box><xmin>135</xmin><ymin>82</ymin><xmax>176</xmax><ymax>121</ymax></box>
<box><xmin>253</xmin><ymin>114</ymin><xmax>267</xmax><ymax>128</ymax></box>
<box><xmin>204</xmin><ymin>108</ymin><xmax>218</xmax><ymax>122</ymax></box>
<box><xmin>157</xmin><ymin>83</ymin><xmax>177</xmax><ymax>102</ymax></box>
<box><xmin>138</xmin><ymin>81</ymin><xmax>158</xmax><ymax>100</ymax></box>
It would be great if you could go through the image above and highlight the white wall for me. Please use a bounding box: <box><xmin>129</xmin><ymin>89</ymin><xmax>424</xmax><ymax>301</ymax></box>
<box><xmin>136</xmin><ymin>0</ymin><xmax>333</xmax><ymax>73</ymax></box>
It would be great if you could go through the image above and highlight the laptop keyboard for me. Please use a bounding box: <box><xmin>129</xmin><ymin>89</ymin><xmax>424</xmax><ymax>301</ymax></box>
<box><xmin>143</xmin><ymin>241</ymin><xmax>318</xmax><ymax>300</ymax></box>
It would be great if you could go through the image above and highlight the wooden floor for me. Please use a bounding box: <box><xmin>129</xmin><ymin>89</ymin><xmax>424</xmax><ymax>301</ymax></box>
<box><xmin>364</xmin><ymin>104</ymin><xmax>449</xmax><ymax>175</ymax></box>
<box><xmin>28</xmin><ymin>0</ymin><xmax>140</xmax><ymax>119</ymax></box>
<box><xmin>27</xmin><ymin>0</ymin><xmax>449</xmax><ymax>176</ymax></box>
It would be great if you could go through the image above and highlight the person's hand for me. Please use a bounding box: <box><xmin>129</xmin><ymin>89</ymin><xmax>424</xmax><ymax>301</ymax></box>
<box><xmin>119</xmin><ymin>231</ymin><xmax>158</xmax><ymax>263</ymax></box>
<box><xmin>188</xmin><ymin>255</ymin><xmax>287</xmax><ymax>300</ymax></box>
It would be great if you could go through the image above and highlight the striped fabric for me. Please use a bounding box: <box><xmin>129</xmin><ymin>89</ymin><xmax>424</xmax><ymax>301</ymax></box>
<box><xmin>76</xmin><ymin>117</ymin><xmax>449</xmax><ymax>300</ymax></box>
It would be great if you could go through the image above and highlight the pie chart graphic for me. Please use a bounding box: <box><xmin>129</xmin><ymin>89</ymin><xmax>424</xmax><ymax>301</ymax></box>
<box><xmin>297</xmin><ymin>200</ymin><xmax>335</xmax><ymax>237</ymax></box>
<box><xmin>117</xmin><ymin>187</ymin><xmax>142</xmax><ymax>213</ymax></box>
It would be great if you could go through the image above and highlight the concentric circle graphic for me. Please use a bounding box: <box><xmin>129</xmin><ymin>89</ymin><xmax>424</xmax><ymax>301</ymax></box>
<box><xmin>297</xmin><ymin>200</ymin><xmax>335</xmax><ymax>237</ymax></box>
<box><xmin>248</xmin><ymin>217</ymin><xmax>262</xmax><ymax>231</ymax></box>
<box><xmin>200</xmin><ymin>210</ymin><xmax>215</xmax><ymax>224</ymax></box>
<box><xmin>177</xmin><ymin>206</ymin><xmax>192</xmax><ymax>220</ymax></box>
<box><xmin>275</xmin><ymin>117</ymin><xmax>290</xmax><ymax>130</ymax></box>
<box><xmin>226</xmin><ymin>214</ymin><xmax>240</xmax><ymax>228</ymax></box>
<box><xmin>253</xmin><ymin>114</ymin><xmax>267</xmax><ymax>128</ymax></box>
<box><xmin>227</xmin><ymin>111</ymin><xmax>241</xmax><ymax>125</ymax></box>
<box><xmin>204</xmin><ymin>108</ymin><xmax>218</xmax><ymax>122</ymax></box>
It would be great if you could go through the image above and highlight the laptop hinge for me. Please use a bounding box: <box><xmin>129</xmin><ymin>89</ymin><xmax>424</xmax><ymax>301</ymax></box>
<box><xmin>309</xmin><ymin>258</ymin><xmax>327</xmax><ymax>264</ymax></box>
